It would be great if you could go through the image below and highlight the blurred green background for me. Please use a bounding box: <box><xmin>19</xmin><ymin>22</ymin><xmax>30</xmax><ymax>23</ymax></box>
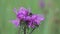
<box><xmin>0</xmin><ymin>0</ymin><xmax>60</xmax><ymax>34</ymax></box>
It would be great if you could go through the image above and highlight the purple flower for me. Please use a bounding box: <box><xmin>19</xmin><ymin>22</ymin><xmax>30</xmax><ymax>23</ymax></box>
<box><xmin>10</xmin><ymin>7</ymin><xmax>45</xmax><ymax>34</ymax></box>
<box><xmin>10</xmin><ymin>7</ymin><xmax>30</xmax><ymax>27</ymax></box>
<box><xmin>28</xmin><ymin>14</ymin><xmax>44</xmax><ymax>28</ymax></box>
<box><xmin>14</xmin><ymin>7</ymin><xmax>29</xmax><ymax>19</ymax></box>
<box><xmin>39</xmin><ymin>0</ymin><xmax>45</xmax><ymax>8</ymax></box>
<box><xmin>10</xmin><ymin>7</ymin><xmax>44</xmax><ymax>28</ymax></box>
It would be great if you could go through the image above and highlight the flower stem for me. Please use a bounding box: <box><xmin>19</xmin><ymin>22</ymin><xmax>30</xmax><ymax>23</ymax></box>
<box><xmin>29</xmin><ymin>28</ymin><xmax>36</xmax><ymax>34</ymax></box>
<box><xmin>24</xmin><ymin>26</ymin><xmax>26</xmax><ymax>34</ymax></box>
<box><xmin>18</xmin><ymin>21</ymin><xmax>21</xmax><ymax>34</ymax></box>
<box><xmin>18</xmin><ymin>27</ymin><xmax>20</xmax><ymax>34</ymax></box>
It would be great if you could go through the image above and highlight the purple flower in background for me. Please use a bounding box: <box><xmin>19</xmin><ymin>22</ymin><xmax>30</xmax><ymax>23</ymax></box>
<box><xmin>39</xmin><ymin>0</ymin><xmax>45</xmax><ymax>8</ymax></box>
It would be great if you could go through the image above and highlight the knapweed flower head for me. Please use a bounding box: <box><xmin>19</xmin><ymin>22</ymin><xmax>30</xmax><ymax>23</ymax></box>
<box><xmin>39</xmin><ymin>0</ymin><xmax>45</xmax><ymax>8</ymax></box>
<box><xmin>28</xmin><ymin>14</ymin><xmax>44</xmax><ymax>28</ymax></box>
<box><xmin>10</xmin><ymin>7</ymin><xmax>44</xmax><ymax>28</ymax></box>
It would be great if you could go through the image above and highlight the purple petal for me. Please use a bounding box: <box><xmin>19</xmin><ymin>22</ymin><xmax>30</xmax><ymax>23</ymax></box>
<box><xmin>37</xmin><ymin>14</ymin><xmax>45</xmax><ymax>21</ymax></box>
<box><xmin>31</xmin><ymin>14</ymin><xmax>44</xmax><ymax>25</ymax></box>
<box><xmin>25</xmin><ymin>16</ymin><xmax>31</xmax><ymax>21</ymax></box>
<box><xmin>28</xmin><ymin>22</ymin><xmax>32</xmax><ymax>28</ymax></box>
<box><xmin>28</xmin><ymin>22</ymin><xmax>35</xmax><ymax>28</ymax></box>
<box><xmin>18</xmin><ymin>7</ymin><xmax>29</xmax><ymax>15</ymax></box>
<box><xmin>17</xmin><ymin>14</ymin><xmax>25</xmax><ymax>19</ymax></box>
<box><xmin>10</xmin><ymin>19</ymin><xmax>20</xmax><ymax>27</ymax></box>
